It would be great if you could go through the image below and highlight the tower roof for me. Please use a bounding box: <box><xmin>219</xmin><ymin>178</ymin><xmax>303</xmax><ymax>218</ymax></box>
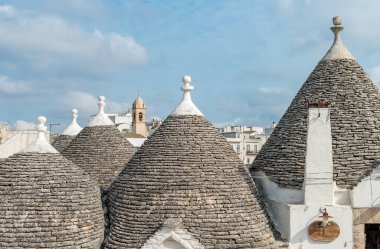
<box><xmin>52</xmin><ymin>109</ymin><xmax>82</xmax><ymax>152</ymax></box>
<box><xmin>106</xmin><ymin>76</ymin><xmax>276</xmax><ymax>249</ymax></box>
<box><xmin>62</xmin><ymin>96</ymin><xmax>135</xmax><ymax>189</ymax></box>
<box><xmin>133</xmin><ymin>94</ymin><xmax>145</xmax><ymax>108</ymax></box>
<box><xmin>252</xmin><ymin>17</ymin><xmax>380</xmax><ymax>189</ymax></box>
<box><xmin>0</xmin><ymin>116</ymin><xmax>104</xmax><ymax>248</ymax></box>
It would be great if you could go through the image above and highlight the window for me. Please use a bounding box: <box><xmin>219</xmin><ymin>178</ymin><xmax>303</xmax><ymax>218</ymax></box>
<box><xmin>237</xmin><ymin>145</ymin><xmax>240</xmax><ymax>153</ymax></box>
<box><xmin>247</xmin><ymin>145</ymin><xmax>250</xmax><ymax>151</ymax></box>
<box><xmin>247</xmin><ymin>158</ymin><xmax>250</xmax><ymax>164</ymax></box>
<box><xmin>254</xmin><ymin>145</ymin><xmax>258</xmax><ymax>152</ymax></box>
<box><xmin>139</xmin><ymin>112</ymin><xmax>143</xmax><ymax>121</ymax></box>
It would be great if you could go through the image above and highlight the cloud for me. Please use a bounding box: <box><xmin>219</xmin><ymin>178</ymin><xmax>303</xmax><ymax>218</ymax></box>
<box><xmin>0</xmin><ymin>4</ymin><xmax>147</xmax><ymax>77</ymax></box>
<box><xmin>14</xmin><ymin>120</ymin><xmax>35</xmax><ymax>130</ymax></box>
<box><xmin>61</xmin><ymin>91</ymin><xmax>129</xmax><ymax>118</ymax></box>
<box><xmin>0</xmin><ymin>5</ymin><xmax>15</xmax><ymax>16</ymax></box>
<box><xmin>0</xmin><ymin>75</ymin><xmax>31</xmax><ymax>95</ymax></box>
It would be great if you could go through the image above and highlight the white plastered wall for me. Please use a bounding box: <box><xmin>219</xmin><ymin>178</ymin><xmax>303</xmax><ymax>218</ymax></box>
<box><xmin>0</xmin><ymin>130</ymin><xmax>50</xmax><ymax>158</ymax></box>
<box><xmin>253</xmin><ymin>108</ymin><xmax>354</xmax><ymax>248</ymax></box>
<box><xmin>253</xmin><ymin>171</ymin><xmax>302</xmax><ymax>239</ymax></box>
<box><xmin>289</xmin><ymin>204</ymin><xmax>353</xmax><ymax>249</ymax></box>
<box><xmin>352</xmin><ymin>166</ymin><xmax>380</xmax><ymax>208</ymax></box>
<box><xmin>141</xmin><ymin>219</ymin><xmax>204</xmax><ymax>249</ymax></box>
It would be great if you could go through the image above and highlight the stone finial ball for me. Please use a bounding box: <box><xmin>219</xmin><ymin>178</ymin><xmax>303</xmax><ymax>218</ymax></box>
<box><xmin>99</xmin><ymin>96</ymin><xmax>105</xmax><ymax>101</ymax></box>
<box><xmin>333</xmin><ymin>16</ymin><xmax>342</xmax><ymax>26</ymax></box>
<box><xmin>37</xmin><ymin>116</ymin><xmax>46</xmax><ymax>125</ymax></box>
<box><xmin>182</xmin><ymin>75</ymin><xmax>191</xmax><ymax>84</ymax></box>
<box><xmin>72</xmin><ymin>109</ymin><xmax>78</xmax><ymax>114</ymax></box>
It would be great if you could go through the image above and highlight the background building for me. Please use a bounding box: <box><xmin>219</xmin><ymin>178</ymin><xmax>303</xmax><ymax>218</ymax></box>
<box><xmin>131</xmin><ymin>95</ymin><xmax>148</xmax><ymax>137</ymax></box>
<box><xmin>217</xmin><ymin>124</ymin><xmax>274</xmax><ymax>165</ymax></box>
<box><xmin>88</xmin><ymin>94</ymin><xmax>161</xmax><ymax>148</ymax></box>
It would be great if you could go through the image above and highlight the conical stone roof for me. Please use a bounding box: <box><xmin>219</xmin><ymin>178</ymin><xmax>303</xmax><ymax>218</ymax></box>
<box><xmin>52</xmin><ymin>109</ymin><xmax>82</xmax><ymax>153</ymax></box>
<box><xmin>0</xmin><ymin>116</ymin><xmax>104</xmax><ymax>248</ymax></box>
<box><xmin>252</xmin><ymin>17</ymin><xmax>380</xmax><ymax>190</ymax></box>
<box><xmin>62</xmin><ymin>96</ymin><xmax>135</xmax><ymax>189</ymax></box>
<box><xmin>106</xmin><ymin>76</ymin><xmax>276</xmax><ymax>249</ymax></box>
<box><xmin>52</xmin><ymin>134</ymin><xmax>75</xmax><ymax>152</ymax></box>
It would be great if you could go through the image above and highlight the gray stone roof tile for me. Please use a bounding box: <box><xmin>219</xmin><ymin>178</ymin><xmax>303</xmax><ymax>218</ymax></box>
<box><xmin>0</xmin><ymin>152</ymin><xmax>104</xmax><ymax>248</ymax></box>
<box><xmin>106</xmin><ymin>115</ymin><xmax>277</xmax><ymax>249</ymax></box>
<box><xmin>52</xmin><ymin>134</ymin><xmax>74</xmax><ymax>153</ymax></box>
<box><xmin>251</xmin><ymin>59</ymin><xmax>380</xmax><ymax>189</ymax></box>
<box><xmin>62</xmin><ymin>125</ymin><xmax>136</xmax><ymax>189</ymax></box>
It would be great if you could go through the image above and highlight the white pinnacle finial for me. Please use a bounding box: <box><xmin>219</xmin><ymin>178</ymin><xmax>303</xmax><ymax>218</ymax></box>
<box><xmin>88</xmin><ymin>95</ymin><xmax>115</xmax><ymax>126</ymax></box>
<box><xmin>171</xmin><ymin>75</ymin><xmax>203</xmax><ymax>116</ymax></box>
<box><xmin>36</xmin><ymin>116</ymin><xmax>47</xmax><ymax>132</ymax></box>
<box><xmin>72</xmin><ymin>108</ymin><xmax>78</xmax><ymax>118</ymax></box>
<box><xmin>22</xmin><ymin>116</ymin><xmax>58</xmax><ymax>153</ymax></box>
<box><xmin>322</xmin><ymin>16</ymin><xmax>354</xmax><ymax>61</ymax></box>
<box><xmin>181</xmin><ymin>75</ymin><xmax>194</xmax><ymax>92</ymax></box>
<box><xmin>62</xmin><ymin>109</ymin><xmax>82</xmax><ymax>136</ymax></box>
<box><xmin>98</xmin><ymin>96</ymin><xmax>106</xmax><ymax>113</ymax></box>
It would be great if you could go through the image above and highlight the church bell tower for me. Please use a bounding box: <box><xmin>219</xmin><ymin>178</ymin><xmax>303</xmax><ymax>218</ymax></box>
<box><xmin>132</xmin><ymin>95</ymin><xmax>148</xmax><ymax>137</ymax></box>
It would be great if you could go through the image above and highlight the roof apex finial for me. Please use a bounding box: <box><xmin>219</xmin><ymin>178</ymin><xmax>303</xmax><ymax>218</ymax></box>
<box><xmin>181</xmin><ymin>75</ymin><xmax>194</xmax><ymax>92</ymax></box>
<box><xmin>333</xmin><ymin>16</ymin><xmax>342</xmax><ymax>26</ymax></box>
<box><xmin>322</xmin><ymin>16</ymin><xmax>354</xmax><ymax>61</ymax></box>
<box><xmin>88</xmin><ymin>95</ymin><xmax>115</xmax><ymax>127</ymax></box>
<box><xmin>72</xmin><ymin>108</ymin><xmax>78</xmax><ymax>119</ymax></box>
<box><xmin>171</xmin><ymin>75</ymin><xmax>203</xmax><ymax>116</ymax></box>
<box><xmin>36</xmin><ymin>116</ymin><xmax>47</xmax><ymax>132</ymax></box>
<box><xmin>22</xmin><ymin>116</ymin><xmax>58</xmax><ymax>153</ymax></box>
<box><xmin>62</xmin><ymin>108</ymin><xmax>82</xmax><ymax>136</ymax></box>
<box><xmin>331</xmin><ymin>16</ymin><xmax>344</xmax><ymax>42</ymax></box>
<box><xmin>98</xmin><ymin>96</ymin><xmax>106</xmax><ymax>114</ymax></box>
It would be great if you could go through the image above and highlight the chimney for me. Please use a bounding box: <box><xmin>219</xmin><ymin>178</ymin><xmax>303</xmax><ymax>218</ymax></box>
<box><xmin>304</xmin><ymin>100</ymin><xmax>334</xmax><ymax>205</ymax></box>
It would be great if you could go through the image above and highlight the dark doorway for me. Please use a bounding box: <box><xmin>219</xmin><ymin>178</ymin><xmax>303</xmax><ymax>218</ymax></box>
<box><xmin>365</xmin><ymin>224</ymin><xmax>380</xmax><ymax>249</ymax></box>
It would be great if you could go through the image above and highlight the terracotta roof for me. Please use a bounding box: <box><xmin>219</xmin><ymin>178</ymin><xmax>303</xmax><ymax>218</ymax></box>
<box><xmin>251</xmin><ymin>17</ymin><xmax>380</xmax><ymax>189</ymax></box>
<box><xmin>0</xmin><ymin>152</ymin><xmax>103</xmax><ymax>247</ymax></box>
<box><xmin>106</xmin><ymin>76</ymin><xmax>276</xmax><ymax>249</ymax></box>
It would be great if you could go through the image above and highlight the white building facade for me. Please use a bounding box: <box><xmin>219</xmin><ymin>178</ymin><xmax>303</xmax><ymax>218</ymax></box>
<box><xmin>218</xmin><ymin>125</ymin><xmax>270</xmax><ymax>165</ymax></box>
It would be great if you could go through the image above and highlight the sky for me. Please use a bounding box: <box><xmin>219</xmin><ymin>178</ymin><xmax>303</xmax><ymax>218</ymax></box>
<box><xmin>1</xmin><ymin>0</ymin><xmax>380</xmax><ymax>131</ymax></box>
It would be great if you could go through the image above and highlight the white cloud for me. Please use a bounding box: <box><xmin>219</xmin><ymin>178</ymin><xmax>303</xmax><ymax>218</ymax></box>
<box><xmin>0</xmin><ymin>75</ymin><xmax>31</xmax><ymax>95</ymax></box>
<box><xmin>0</xmin><ymin>5</ymin><xmax>15</xmax><ymax>16</ymax></box>
<box><xmin>0</xmin><ymin>5</ymin><xmax>147</xmax><ymax>76</ymax></box>
<box><xmin>61</xmin><ymin>91</ymin><xmax>129</xmax><ymax>118</ymax></box>
<box><xmin>14</xmin><ymin>120</ymin><xmax>35</xmax><ymax>130</ymax></box>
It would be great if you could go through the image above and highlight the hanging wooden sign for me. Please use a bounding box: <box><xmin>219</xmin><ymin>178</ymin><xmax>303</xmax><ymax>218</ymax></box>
<box><xmin>308</xmin><ymin>221</ymin><xmax>340</xmax><ymax>242</ymax></box>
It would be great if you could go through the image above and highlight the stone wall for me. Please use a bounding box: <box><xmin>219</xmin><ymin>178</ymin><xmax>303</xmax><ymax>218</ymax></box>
<box><xmin>353</xmin><ymin>208</ymin><xmax>380</xmax><ymax>249</ymax></box>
